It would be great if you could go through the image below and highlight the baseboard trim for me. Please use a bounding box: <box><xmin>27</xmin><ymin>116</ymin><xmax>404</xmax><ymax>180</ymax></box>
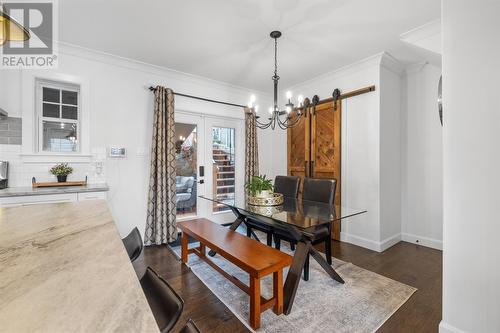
<box><xmin>401</xmin><ymin>232</ymin><xmax>443</xmax><ymax>250</ymax></box>
<box><xmin>340</xmin><ymin>232</ymin><xmax>401</xmax><ymax>252</ymax></box>
<box><xmin>340</xmin><ymin>231</ymin><xmax>443</xmax><ymax>252</ymax></box>
<box><xmin>439</xmin><ymin>321</ymin><xmax>468</xmax><ymax>333</ymax></box>
<box><xmin>340</xmin><ymin>232</ymin><xmax>382</xmax><ymax>252</ymax></box>
<box><xmin>379</xmin><ymin>233</ymin><xmax>402</xmax><ymax>251</ymax></box>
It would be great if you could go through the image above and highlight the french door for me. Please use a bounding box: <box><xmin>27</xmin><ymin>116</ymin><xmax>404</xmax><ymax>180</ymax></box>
<box><xmin>203</xmin><ymin>116</ymin><xmax>245</xmax><ymax>224</ymax></box>
<box><xmin>174</xmin><ymin>112</ymin><xmax>244</xmax><ymax>224</ymax></box>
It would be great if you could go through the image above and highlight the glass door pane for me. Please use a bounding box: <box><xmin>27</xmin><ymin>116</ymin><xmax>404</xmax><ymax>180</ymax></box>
<box><xmin>175</xmin><ymin>122</ymin><xmax>198</xmax><ymax>218</ymax></box>
<box><xmin>212</xmin><ymin>127</ymin><xmax>235</xmax><ymax>213</ymax></box>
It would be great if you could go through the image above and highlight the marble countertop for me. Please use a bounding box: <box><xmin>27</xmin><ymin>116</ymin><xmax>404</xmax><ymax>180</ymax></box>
<box><xmin>0</xmin><ymin>200</ymin><xmax>159</xmax><ymax>332</ymax></box>
<box><xmin>0</xmin><ymin>183</ymin><xmax>109</xmax><ymax>198</ymax></box>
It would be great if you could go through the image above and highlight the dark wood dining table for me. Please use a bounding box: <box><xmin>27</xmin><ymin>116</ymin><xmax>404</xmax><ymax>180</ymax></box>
<box><xmin>199</xmin><ymin>194</ymin><xmax>367</xmax><ymax>315</ymax></box>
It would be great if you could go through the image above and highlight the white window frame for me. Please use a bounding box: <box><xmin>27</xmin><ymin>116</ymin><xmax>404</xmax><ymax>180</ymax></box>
<box><xmin>35</xmin><ymin>79</ymin><xmax>81</xmax><ymax>153</ymax></box>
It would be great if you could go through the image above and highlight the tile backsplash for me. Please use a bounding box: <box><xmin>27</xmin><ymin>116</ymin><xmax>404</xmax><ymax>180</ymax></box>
<box><xmin>0</xmin><ymin>117</ymin><xmax>22</xmax><ymax>145</ymax></box>
<box><xmin>0</xmin><ymin>145</ymin><xmax>107</xmax><ymax>187</ymax></box>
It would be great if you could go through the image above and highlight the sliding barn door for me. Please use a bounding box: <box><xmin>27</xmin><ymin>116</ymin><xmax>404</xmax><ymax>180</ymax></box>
<box><xmin>310</xmin><ymin>100</ymin><xmax>342</xmax><ymax>239</ymax></box>
<box><xmin>287</xmin><ymin>110</ymin><xmax>310</xmax><ymax>188</ymax></box>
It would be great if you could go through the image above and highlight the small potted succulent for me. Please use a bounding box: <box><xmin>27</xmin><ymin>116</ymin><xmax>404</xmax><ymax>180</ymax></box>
<box><xmin>245</xmin><ymin>175</ymin><xmax>274</xmax><ymax>198</ymax></box>
<box><xmin>50</xmin><ymin>163</ymin><xmax>73</xmax><ymax>183</ymax></box>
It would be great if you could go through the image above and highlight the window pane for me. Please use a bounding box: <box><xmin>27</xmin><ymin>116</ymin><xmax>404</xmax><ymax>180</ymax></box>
<box><xmin>62</xmin><ymin>105</ymin><xmax>78</xmax><ymax>120</ymax></box>
<box><xmin>43</xmin><ymin>87</ymin><xmax>60</xmax><ymax>103</ymax></box>
<box><xmin>175</xmin><ymin>122</ymin><xmax>198</xmax><ymax>219</ymax></box>
<box><xmin>43</xmin><ymin>103</ymin><xmax>60</xmax><ymax>118</ymax></box>
<box><xmin>42</xmin><ymin>121</ymin><xmax>78</xmax><ymax>152</ymax></box>
<box><xmin>62</xmin><ymin>90</ymin><xmax>78</xmax><ymax>105</ymax></box>
<box><xmin>212</xmin><ymin>127</ymin><xmax>235</xmax><ymax>213</ymax></box>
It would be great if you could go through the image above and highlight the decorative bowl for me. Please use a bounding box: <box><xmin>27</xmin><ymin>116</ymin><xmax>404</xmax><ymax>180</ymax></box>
<box><xmin>247</xmin><ymin>192</ymin><xmax>284</xmax><ymax>206</ymax></box>
<box><xmin>246</xmin><ymin>204</ymin><xmax>283</xmax><ymax>216</ymax></box>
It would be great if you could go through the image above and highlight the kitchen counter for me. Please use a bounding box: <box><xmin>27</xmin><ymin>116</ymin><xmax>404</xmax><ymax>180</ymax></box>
<box><xmin>0</xmin><ymin>183</ymin><xmax>109</xmax><ymax>197</ymax></box>
<box><xmin>0</xmin><ymin>200</ymin><xmax>159</xmax><ymax>332</ymax></box>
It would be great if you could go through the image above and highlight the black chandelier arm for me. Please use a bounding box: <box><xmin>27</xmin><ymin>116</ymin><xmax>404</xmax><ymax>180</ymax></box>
<box><xmin>278</xmin><ymin>113</ymin><xmax>301</xmax><ymax>129</ymax></box>
<box><xmin>255</xmin><ymin>116</ymin><xmax>273</xmax><ymax>129</ymax></box>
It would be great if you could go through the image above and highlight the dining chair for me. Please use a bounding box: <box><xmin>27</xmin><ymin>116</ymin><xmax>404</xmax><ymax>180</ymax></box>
<box><xmin>122</xmin><ymin>227</ymin><xmax>143</xmax><ymax>262</ymax></box>
<box><xmin>179</xmin><ymin>319</ymin><xmax>202</xmax><ymax>333</ymax></box>
<box><xmin>276</xmin><ymin>177</ymin><xmax>337</xmax><ymax>281</ymax></box>
<box><xmin>245</xmin><ymin>175</ymin><xmax>301</xmax><ymax>246</ymax></box>
<box><xmin>140</xmin><ymin>267</ymin><xmax>184</xmax><ymax>333</ymax></box>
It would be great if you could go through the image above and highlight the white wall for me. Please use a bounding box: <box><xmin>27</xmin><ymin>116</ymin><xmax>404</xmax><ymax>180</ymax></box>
<box><xmin>441</xmin><ymin>1</ymin><xmax>500</xmax><ymax>332</ymax></box>
<box><xmin>402</xmin><ymin>62</ymin><xmax>443</xmax><ymax>250</ymax></box>
<box><xmin>0</xmin><ymin>43</ymin><xmax>282</xmax><ymax>237</ymax></box>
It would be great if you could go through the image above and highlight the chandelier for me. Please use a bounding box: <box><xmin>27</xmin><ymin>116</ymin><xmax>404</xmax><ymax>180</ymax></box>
<box><xmin>247</xmin><ymin>31</ymin><xmax>309</xmax><ymax>130</ymax></box>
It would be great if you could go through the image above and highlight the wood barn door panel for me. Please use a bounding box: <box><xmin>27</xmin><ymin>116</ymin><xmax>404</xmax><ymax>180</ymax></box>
<box><xmin>287</xmin><ymin>111</ymin><xmax>310</xmax><ymax>185</ymax></box>
<box><xmin>311</xmin><ymin>101</ymin><xmax>342</xmax><ymax>240</ymax></box>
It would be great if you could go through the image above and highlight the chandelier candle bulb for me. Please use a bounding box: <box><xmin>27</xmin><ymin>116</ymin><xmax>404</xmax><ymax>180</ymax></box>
<box><xmin>254</xmin><ymin>105</ymin><xmax>259</xmax><ymax>113</ymax></box>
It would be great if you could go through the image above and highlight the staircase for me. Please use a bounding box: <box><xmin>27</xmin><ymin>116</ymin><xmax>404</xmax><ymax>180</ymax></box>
<box><xmin>212</xmin><ymin>144</ymin><xmax>235</xmax><ymax>212</ymax></box>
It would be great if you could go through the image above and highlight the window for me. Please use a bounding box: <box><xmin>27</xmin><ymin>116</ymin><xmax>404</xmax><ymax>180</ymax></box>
<box><xmin>212</xmin><ymin>127</ymin><xmax>235</xmax><ymax>213</ymax></box>
<box><xmin>36</xmin><ymin>80</ymin><xmax>80</xmax><ymax>153</ymax></box>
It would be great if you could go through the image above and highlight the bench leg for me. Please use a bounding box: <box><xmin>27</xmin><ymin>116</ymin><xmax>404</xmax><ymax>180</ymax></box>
<box><xmin>273</xmin><ymin>270</ymin><xmax>283</xmax><ymax>315</ymax></box>
<box><xmin>181</xmin><ymin>232</ymin><xmax>188</xmax><ymax>263</ymax></box>
<box><xmin>199</xmin><ymin>243</ymin><xmax>206</xmax><ymax>257</ymax></box>
<box><xmin>249</xmin><ymin>276</ymin><xmax>261</xmax><ymax>330</ymax></box>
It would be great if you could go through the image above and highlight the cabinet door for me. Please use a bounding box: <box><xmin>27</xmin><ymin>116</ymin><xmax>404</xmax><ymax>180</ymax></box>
<box><xmin>287</xmin><ymin>109</ymin><xmax>310</xmax><ymax>190</ymax></box>
<box><xmin>311</xmin><ymin>100</ymin><xmax>342</xmax><ymax>239</ymax></box>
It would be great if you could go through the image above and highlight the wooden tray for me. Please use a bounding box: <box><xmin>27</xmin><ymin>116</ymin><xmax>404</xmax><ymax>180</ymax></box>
<box><xmin>32</xmin><ymin>176</ymin><xmax>87</xmax><ymax>188</ymax></box>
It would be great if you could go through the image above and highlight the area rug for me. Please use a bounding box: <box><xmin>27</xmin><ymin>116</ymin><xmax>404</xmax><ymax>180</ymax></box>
<box><xmin>173</xmin><ymin>238</ymin><xmax>416</xmax><ymax>333</ymax></box>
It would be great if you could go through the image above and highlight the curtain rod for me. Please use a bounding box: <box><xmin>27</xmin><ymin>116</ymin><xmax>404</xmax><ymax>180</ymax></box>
<box><xmin>148</xmin><ymin>86</ymin><xmax>246</xmax><ymax>108</ymax></box>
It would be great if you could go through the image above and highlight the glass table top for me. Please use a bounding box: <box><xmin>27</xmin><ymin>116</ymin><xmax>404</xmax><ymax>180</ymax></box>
<box><xmin>199</xmin><ymin>195</ymin><xmax>367</xmax><ymax>231</ymax></box>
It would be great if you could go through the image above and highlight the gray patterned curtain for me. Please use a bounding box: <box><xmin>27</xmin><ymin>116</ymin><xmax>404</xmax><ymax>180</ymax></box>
<box><xmin>145</xmin><ymin>86</ymin><xmax>177</xmax><ymax>245</ymax></box>
<box><xmin>244</xmin><ymin>107</ymin><xmax>259</xmax><ymax>184</ymax></box>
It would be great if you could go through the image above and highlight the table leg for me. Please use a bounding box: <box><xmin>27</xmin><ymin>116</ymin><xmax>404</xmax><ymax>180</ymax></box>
<box><xmin>273</xmin><ymin>269</ymin><xmax>283</xmax><ymax>315</ymax></box>
<box><xmin>249</xmin><ymin>275</ymin><xmax>261</xmax><ymax>330</ymax></box>
<box><xmin>283</xmin><ymin>241</ymin><xmax>311</xmax><ymax>315</ymax></box>
<box><xmin>181</xmin><ymin>232</ymin><xmax>188</xmax><ymax>263</ymax></box>
<box><xmin>309</xmin><ymin>247</ymin><xmax>344</xmax><ymax>284</ymax></box>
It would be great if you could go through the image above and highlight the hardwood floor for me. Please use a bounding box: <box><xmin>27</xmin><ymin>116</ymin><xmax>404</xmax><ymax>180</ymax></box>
<box><xmin>136</xmin><ymin>239</ymin><xmax>441</xmax><ymax>333</ymax></box>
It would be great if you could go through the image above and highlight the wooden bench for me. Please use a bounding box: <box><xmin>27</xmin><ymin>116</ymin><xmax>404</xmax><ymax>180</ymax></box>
<box><xmin>178</xmin><ymin>218</ymin><xmax>292</xmax><ymax>330</ymax></box>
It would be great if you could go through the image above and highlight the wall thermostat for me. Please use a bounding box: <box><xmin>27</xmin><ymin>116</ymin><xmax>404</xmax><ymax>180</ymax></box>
<box><xmin>109</xmin><ymin>147</ymin><xmax>126</xmax><ymax>158</ymax></box>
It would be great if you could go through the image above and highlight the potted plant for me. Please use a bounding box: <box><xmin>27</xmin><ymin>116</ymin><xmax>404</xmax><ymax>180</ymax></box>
<box><xmin>50</xmin><ymin>163</ymin><xmax>73</xmax><ymax>183</ymax></box>
<box><xmin>245</xmin><ymin>175</ymin><xmax>274</xmax><ymax>198</ymax></box>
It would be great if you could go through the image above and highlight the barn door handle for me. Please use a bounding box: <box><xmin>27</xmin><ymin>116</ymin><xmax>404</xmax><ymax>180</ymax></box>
<box><xmin>310</xmin><ymin>160</ymin><xmax>315</xmax><ymax>177</ymax></box>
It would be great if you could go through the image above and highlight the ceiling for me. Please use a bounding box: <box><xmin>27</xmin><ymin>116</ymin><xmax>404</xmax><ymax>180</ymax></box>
<box><xmin>59</xmin><ymin>0</ymin><xmax>440</xmax><ymax>92</ymax></box>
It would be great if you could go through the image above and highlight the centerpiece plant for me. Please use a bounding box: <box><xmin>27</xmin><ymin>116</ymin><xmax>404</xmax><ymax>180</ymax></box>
<box><xmin>50</xmin><ymin>163</ymin><xmax>74</xmax><ymax>183</ymax></box>
<box><xmin>245</xmin><ymin>175</ymin><xmax>274</xmax><ymax>198</ymax></box>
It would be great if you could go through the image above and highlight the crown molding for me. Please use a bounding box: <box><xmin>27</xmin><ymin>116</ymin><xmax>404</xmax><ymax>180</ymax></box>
<box><xmin>400</xmin><ymin>19</ymin><xmax>441</xmax><ymax>45</ymax></box>
<box><xmin>405</xmin><ymin>61</ymin><xmax>429</xmax><ymax>75</ymax></box>
<box><xmin>286</xmin><ymin>52</ymin><xmax>384</xmax><ymax>91</ymax></box>
<box><xmin>380</xmin><ymin>52</ymin><xmax>405</xmax><ymax>76</ymax></box>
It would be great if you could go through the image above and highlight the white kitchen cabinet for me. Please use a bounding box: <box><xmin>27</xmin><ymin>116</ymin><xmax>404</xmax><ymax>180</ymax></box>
<box><xmin>0</xmin><ymin>191</ymin><xmax>106</xmax><ymax>207</ymax></box>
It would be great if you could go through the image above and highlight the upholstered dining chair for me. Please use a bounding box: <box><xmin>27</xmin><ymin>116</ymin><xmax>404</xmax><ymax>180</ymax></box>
<box><xmin>140</xmin><ymin>267</ymin><xmax>184</xmax><ymax>333</ymax></box>
<box><xmin>245</xmin><ymin>175</ymin><xmax>301</xmax><ymax>246</ymax></box>
<box><xmin>276</xmin><ymin>177</ymin><xmax>337</xmax><ymax>281</ymax></box>
<box><xmin>122</xmin><ymin>227</ymin><xmax>143</xmax><ymax>262</ymax></box>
